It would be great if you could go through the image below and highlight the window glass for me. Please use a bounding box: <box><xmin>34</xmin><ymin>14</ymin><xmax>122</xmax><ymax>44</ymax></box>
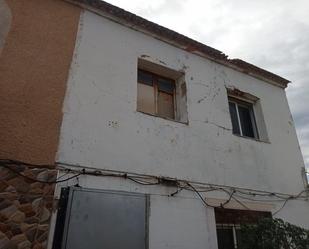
<box><xmin>57</xmin><ymin>188</ymin><xmax>148</xmax><ymax>249</ymax></box>
<box><xmin>235</xmin><ymin>229</ymin><xmax>243</xmax><ymax>249</ymax></box>
<box><xmin>158</xmin><ymin>78</ymin><xmax>175</xmax><ymax>94</ymax></box>
<box><xmin>238</xmin><ymin>105</ymin><xmax>255</xmax><ymax>138</ymax></box>
<box><xmin>137</xmin><ymin>69</ymin><xmax>175</xmax><ymax>120</ymax></box>
<box><xmin>215</xmin><ymin>209</ymin><xmax>271</xmax><ymax>249</ymax></box>
<box><xmin>228</xmin><ymin>98</ymin><xmax>258</xmax><ymax>139</ymax></box>
<box><xmin>137</xmin><ymin>83</ymin><xmax>155</xmax><ymax>115</ymax></box>
<box><xmin>158</xmin><ymin>91</ymin><xmax>174</xmax><ymax>119</ymax></box>
<box><xmin>138</xmin><ymin>70</ymin><xmax>153</xmax><ymax>86</ymax></box>
<box><xmin>217</xmin><ymin>227</ymin><xmax>235</xmax><ymax>249</ymax></box>
<box><xmin>229</xmin><ymin>102</ymin><xmax>241</xmax><ymax>135</ymax></box>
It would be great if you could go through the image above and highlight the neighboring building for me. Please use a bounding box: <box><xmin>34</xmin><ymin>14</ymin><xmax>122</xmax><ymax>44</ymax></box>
<box><xmin>0</xmin><ymin>0</ymin><xmax>308</xmax><ymax>249</ymax></box>
<box><xmin>0</xmin><ymin>0</ymin><xmax>81</xmax><ymax>248</ymax></box>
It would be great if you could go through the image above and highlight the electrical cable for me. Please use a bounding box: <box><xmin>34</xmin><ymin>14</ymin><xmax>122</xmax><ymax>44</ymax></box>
<box><xmin>127</xmin><ymin>176</ymin><xmax>159</xmax><ymax>186</ymax></box>
<box><xmin>186</xmin><ymin>182</ymin><xmax>219</xmax><ymax>208</ymax></box>
<box><xmin>186</xmin><ymin>182</ymin><xmax>235</xmax><ymax>208</ymax></box>
<box><xmin>233</xmin><ymin>193</ymin><xmax>288</xmax><ymax>203</ymax></box>
<box><xmin>1</xmin><ymin>158</ymin><xmax>308</xmax><ymax>215</ymax></box>
<box><xmin>273</xmin><ymin>198</ymin><xmax>290</xmax><ymax>216</ymax></box>
<box><xmin>56</xmin><ymin>170</ymin><xmax>72</xmax><ymax>181</ymax></box>
<box><xmin>0</xmin><ymin>159</ymin><xmax>54</xmax><ymax>168</ymax></box>
<box><xmin>170</xmin><ymin>186</ymin><xmax>184</xmax><ymax>197</ymax></box>
<box><xmin>0</xmin><ymin>161</ymin><xmax>82</xmax><ymax>184</ymax></box>
<box><xmin>57</xmin><ymin>160</ymin><xmax>309</xmax><ymax>199</ymax></box>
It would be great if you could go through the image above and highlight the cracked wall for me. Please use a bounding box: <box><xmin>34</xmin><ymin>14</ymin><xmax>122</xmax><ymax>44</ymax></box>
<box><xmin>57</xmin><ymin>10</ymin><xmax>309</xmax><ymax>230</ymax></box>
<box><xmin>59</xmin><ymin>10</ymin><xmax>305</xmax><ymax>194</ymax></box>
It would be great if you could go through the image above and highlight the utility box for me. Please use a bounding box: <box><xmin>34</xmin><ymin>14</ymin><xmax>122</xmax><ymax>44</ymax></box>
<box><xmin>53</xmin><ymin>187</ymin><xmax>149</xmax><ymax>249</ymax></box>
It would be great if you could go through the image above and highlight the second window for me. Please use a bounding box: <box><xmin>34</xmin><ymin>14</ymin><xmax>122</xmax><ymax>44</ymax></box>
<box><xmin>228</xmin><ymin>97</ymin><xmax>259</xmax><ymax>139</ymax></box>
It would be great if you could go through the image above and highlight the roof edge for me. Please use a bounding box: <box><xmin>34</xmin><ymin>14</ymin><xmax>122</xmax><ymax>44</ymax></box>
<box><xmin>65</xmin><ymin>0</ymin><xmax>291</xmax><ymax>88</ymax></box>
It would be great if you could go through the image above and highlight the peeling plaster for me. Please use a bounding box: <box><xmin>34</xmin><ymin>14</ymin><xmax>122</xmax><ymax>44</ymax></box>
<box><xmin>56</xmin><ymin>10</ymin><xmax>309</xmax><ymax>232</ymax></box>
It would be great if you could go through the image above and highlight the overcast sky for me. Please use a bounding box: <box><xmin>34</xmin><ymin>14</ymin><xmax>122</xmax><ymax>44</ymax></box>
<box><xmin>107</xmin><ymin>0</ymin><xmax>309</xmax><ymax>170</ymax></box>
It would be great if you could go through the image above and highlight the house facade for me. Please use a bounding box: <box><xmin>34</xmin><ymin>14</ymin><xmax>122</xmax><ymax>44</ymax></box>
<box><xmin>0</xmin><ymin>1</ymin><xmax>308</xmax><ymax>249</ymax></box>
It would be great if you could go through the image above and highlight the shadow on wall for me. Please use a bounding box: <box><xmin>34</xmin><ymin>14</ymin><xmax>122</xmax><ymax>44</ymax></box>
<box><xmin>0</xmin><ymin>0</ymin><xmax>11</xmax><ymax>55</ymax></box>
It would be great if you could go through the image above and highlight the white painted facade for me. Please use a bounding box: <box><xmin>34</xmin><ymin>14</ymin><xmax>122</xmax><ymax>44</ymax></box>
<box><xmin>51</xmin><ymin>9</ymin><xmax>309</xmax><ymax>249</ymax></box>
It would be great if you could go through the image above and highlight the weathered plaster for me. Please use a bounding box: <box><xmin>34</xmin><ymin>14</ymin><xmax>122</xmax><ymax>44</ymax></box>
<box><xmin>58</xmin><ymin>11</ymin><xmax>306</xmax><ymax>195</ymax></box>
<box><xmin>0</xmin><ymin>0</ymin><xmax>81</xmax><ymax>164</ymax></box>
<box><xmin>53</xmin><ymin>10</ymin><xmax>309</xmax><ymax>248</ymax></box>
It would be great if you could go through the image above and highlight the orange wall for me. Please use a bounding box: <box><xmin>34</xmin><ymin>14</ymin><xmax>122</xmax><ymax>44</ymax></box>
<box><xmin>0</xmin><ymin>0</ymin><xmax>81</xmax><ymax>164</ymax></box>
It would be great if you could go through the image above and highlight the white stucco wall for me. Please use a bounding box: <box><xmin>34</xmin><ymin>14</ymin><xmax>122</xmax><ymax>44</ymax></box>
<box><xmin>48</xmin><ymin>175</ymin><xmax>219</xmax><ymax>249</ymax></box>
<box><xmin>53</xmin><ymin>9</ymin><xmax>309</xmax><ymax>248</ymax></box>
<box><xmin>58</xmin><ymin>10</ymin><xmax>305</xmax><ymax>194</ymax></box>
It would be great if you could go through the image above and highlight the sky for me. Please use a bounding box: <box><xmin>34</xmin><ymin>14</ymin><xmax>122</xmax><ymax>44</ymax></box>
<box><xmin>107</xmin><ymin>0</ymin><xmax>309</xmax><ymax>171</ymax></box>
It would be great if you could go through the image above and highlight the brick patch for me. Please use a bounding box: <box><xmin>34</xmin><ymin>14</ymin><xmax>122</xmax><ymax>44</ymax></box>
<box><xmin>0</xmin><ymin>165</ymin><xmax>57</xmax><ymax>249</ymax></box>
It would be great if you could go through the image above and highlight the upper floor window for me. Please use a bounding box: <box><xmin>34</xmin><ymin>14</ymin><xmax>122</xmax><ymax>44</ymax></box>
<box><xmin>228</xmin><ymin>97</ymin><xmax>259</xmax><ymax>139</ymax></box>
<box><xmin>137</xmin><ymin>69</ymin><xmax>175</xmax><ymax>120</ymax></box>
<box><xmin>137</xmin><ymin>58</ymin><xmax>188</xmax><ymax>123</ymax></box>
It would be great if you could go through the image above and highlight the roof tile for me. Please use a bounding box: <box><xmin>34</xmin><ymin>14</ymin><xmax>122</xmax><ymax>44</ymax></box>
<box><xmin>66</xmin><ymin>0</ymin><xmax>290</xmax><ymax>87</ymax></box>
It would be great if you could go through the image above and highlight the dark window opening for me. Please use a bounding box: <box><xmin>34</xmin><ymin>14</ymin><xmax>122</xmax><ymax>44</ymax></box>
<box><xmin>52</xmin><ymin>187</ymin><xmax>70</xmax><ymax>249</ymax></box>
<box><xmin>217</xmin><ymin>226</ymin><xmax>236</xmax><ymax>249</ymax></box>
<box><xmin>228</xmin><ymin>97</ymin><xmax>258</xmax><ymax>139</ymax></box>
<box><xmin>215</xmin><ymin>208</ymin><xmax>271</xmax><ymax>249</ymax></box>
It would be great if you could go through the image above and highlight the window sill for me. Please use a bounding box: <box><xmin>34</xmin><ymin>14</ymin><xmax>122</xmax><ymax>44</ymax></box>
<box><xmin>136</xmin><ymin>110</ymin><xmax>189</xmax><ymax>126</ymax></box>
<box><xmin>232</xmin><ymin>134</ymin><xmax>270</xmax><ymax>144</ymax></box>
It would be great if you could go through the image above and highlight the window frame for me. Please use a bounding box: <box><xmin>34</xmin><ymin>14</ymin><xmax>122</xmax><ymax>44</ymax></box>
<box><xmin>228</xmin><ymin>97</ymin><xmax>259</xmax><ymax>140</ymax></box>
<box><xmin>216</xmin><ymin>224</ymin><xmax>241</xmax><ymax>249</ymax></box>
<box><xmin>53</xmin><ymin>187</ymin><xmax>150</xmax><ymax>249</ymax></box>
<box><xmin>215</xmin><ymin>208</ymin><xmax>271</xmax><ymax>249</ymax></box>
<box><xmin>137</xmin><ymin>69</ymin><xmax>176</xmax><ymax>120</ymax></box>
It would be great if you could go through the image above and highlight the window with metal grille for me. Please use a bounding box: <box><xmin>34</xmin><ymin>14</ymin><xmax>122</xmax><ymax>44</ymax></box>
<box><xmin>215</xmin><ymin>208</ymin><xmax>271</xmax><ymax>249</ymax></box>
<box><xmin>228</xmin><ymin>97</ymin><xmax>259</xmax><ymax>139</ymax></box>
<box><xmin>216</xmin><ymin>224</ymin><xmax>242</xmax><ymax>249</ymax></box>
<box><xmin>137</xmin><ymin>69</ymin><xmax>176</xmax><ymax>120</ymax></box>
